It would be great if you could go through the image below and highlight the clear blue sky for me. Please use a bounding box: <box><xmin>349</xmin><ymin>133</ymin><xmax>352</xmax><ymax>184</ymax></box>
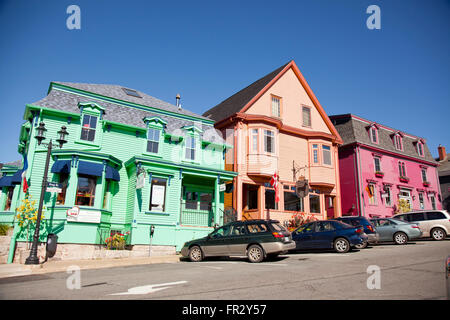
<box><xmin>0</xmin><ymin>0</ymin><xmax>449</xmax><ymax>163</ymax></box>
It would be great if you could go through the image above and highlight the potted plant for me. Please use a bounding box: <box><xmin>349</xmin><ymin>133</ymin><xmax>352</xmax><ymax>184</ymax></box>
<box><xmin>423</xmin><ymin>181</ymin><xmax>430</xmax><ymax>187</ymax></box>
<box><xmin>375</xmin><ymin>171</ymin><xmax>384</xmax><ymax>178</ymax></box>
<box><xmin>399</xmin><ymin>176</ymin><xmax>409</xmax><ymax>183</ymax></box>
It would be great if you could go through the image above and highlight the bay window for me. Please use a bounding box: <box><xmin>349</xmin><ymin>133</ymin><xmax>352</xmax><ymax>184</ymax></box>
<box><xmin>264</xmin><ymin>130</ymin><xmax>275</xmax><ymax>154</ymax></box>
<box><xmin>75</xmin><ymin>175</ymin><xmax>97</xmax><ymax>207</ymax></box>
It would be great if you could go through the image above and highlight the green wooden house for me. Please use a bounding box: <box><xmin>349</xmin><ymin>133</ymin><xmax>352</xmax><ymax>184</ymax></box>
<box><xmin>0</xmin><ymin>82</ymin><xmax>236</xmax><ymax>256</ymax></box>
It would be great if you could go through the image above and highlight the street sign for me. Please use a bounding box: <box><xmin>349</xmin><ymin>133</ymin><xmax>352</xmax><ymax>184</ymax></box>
<box><xmin>219</xmin><ymin>184</ymin><xmax>226</xmax><ymax>192</ymax></box>
<box><xmin>46</xmin><ymin>181</ymin><xmax>62</xmax><ymax>193</ymax></box>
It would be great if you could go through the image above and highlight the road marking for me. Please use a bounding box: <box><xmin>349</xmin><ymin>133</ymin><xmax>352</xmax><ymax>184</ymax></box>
<box><xmin>108</xmin><ymin>281</ymin><xmax>187</xmax><ymax>296</ymax></box>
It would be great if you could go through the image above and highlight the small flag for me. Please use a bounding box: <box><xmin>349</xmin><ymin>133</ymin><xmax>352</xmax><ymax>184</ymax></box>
<box><xmin>22</xmin><ymin>153</ymin><xmax>29</xmax><ymax>193</ymax></box>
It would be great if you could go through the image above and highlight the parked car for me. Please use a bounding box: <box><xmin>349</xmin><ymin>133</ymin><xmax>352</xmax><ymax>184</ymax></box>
<box><xmin>370</xmin><ymin>218</ymin><xmax>422</xmax><ymax>244</ymax></box>
<box><xmin>180</xmin><ymin>219</ymin><xmax>295</xmax><ymax>263</ymax></box>
<box><xmin>393</xmin><ymin>210</ymin><xmax>450</xmax><ymax>241</ymax></box>
<box><xmin>335</xmin><ymin>216</ymin><xmax>379</xmax><ymax>248</ymax></box>
<box><xmin>290</xmin><ymin>220</ymin><xmax>368</xmax><ymax>253</ymax></box>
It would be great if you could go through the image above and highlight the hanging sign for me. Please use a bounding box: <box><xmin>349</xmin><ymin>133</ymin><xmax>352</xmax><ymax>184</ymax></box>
<box><xmin>136</xmin><ymin>170</ymin><xmax>146</xmax><ymax>189</ymax></box>
<box><xmin>46</xmin><ymin>182</ymin><xmax>63</xmax><ymax>193</ymax></box>
<box><xmin>219</xmin><ymin>184</ymin><xmax>226</xmax><ymax>192</ymax></box>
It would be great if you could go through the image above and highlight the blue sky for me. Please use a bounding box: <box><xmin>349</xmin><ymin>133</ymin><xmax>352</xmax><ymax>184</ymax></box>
<box><xmin>0</xmin><ymin>0</ymin><xmax>449</xmax><ymax>163</ymax></box>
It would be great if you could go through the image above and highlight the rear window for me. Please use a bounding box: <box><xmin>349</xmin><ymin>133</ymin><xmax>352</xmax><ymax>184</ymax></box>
<box><xmin>426</xmin><ymin>212</ymin><xmax>446</xmax><ymax>220</ymax></box>
<box><xmin>270</xmin><ymin>222</ymin><xmax>287</xmax><ymax>232</ymax></box>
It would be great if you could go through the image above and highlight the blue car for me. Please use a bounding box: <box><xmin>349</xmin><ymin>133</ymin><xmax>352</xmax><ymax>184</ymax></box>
<box><xmin>291</xmin><ymin>220</ymin><xmax>368</xmax><ymax>253</ymax></box>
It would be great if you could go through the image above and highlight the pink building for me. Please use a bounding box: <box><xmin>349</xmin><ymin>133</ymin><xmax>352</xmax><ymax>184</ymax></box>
<box><xmin>330</xmin><ymin>114</ymin><xmax>442</xmax><ymax>218</ymax></box>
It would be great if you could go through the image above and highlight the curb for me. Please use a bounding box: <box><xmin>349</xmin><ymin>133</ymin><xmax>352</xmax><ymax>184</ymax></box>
<box><xmin>0</xmin><ymin>254</ymin><xmax>181</xmax><ymax>278</ymax></box>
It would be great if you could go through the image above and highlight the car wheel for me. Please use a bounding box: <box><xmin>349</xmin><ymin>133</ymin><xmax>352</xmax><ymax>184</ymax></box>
<box><xmin>188</xmin><ymin>246</ymin><xmax>203</xmax><ymax>262</ymax></box>
<box><xmin>334</xmin><ymin>238</ymin><xmax>350</xmax><ymax>253</ymax></box>
<box><xmin>431</xmin><ymin>228</ymin><xmax>446</xmax><ymax>241</ymax></box>
<box><xmin>393</xmin><ymin>232</ymin><xmax>408</xmax><ymax>245</ymax></box>
<box><xmin>247</xmin><ymin>244</ymin><xmax>264</xmax><ymax>263</ymax></box>
<box><xmin>355</xmin><ymin>241</ymin><xmax>368</xmax><ymax>249</ymax></box>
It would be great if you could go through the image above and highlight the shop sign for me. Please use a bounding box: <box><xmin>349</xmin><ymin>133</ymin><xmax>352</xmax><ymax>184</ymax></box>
<box><xmin>66</xmin><ymin>206</ymin><xmax>101</xmax><ymax>223</ymax></box>
<box><xmin>46</xmin><ymin>182</ymin><xmax>62</xmax><ymax>193</ymax></box>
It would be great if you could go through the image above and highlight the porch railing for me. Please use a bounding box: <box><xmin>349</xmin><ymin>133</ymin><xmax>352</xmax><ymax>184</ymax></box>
<box><xmin>180</xmin><ymin>200</ymin><xmax>215</xmax><ymax>227</ymax></box>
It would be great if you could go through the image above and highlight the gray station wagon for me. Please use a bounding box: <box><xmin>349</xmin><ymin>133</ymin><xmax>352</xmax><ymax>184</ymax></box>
<box><xmin>180</xmin><ymin>219</ymin><xmax>295</xmax><ymax>263</ymax></box>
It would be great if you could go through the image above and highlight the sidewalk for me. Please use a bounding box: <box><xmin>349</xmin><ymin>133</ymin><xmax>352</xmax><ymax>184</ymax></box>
<box><xmin>0</xmin><ymin>254</ymin><xmax>181</xmax><ymax>279</ymax></box>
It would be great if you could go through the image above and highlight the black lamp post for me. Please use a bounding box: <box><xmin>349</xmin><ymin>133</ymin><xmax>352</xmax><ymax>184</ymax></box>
<box><xmin>25</xmin><ymin>122</ymin><xmax>68</xmax><ymax>265</ymax></box>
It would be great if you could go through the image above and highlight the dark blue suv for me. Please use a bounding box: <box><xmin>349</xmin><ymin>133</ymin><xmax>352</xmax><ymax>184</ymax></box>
<box><xmin>335</xmin><ymin>216</ymin><xmax>379</xmax><ymax>248</ymax></box>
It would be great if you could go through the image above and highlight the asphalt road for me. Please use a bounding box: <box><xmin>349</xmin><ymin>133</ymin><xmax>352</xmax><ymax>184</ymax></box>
<box><xmin>0</xmin><ymin>239</ymin><xmax>449</xmax><ymax>301</ymax></box>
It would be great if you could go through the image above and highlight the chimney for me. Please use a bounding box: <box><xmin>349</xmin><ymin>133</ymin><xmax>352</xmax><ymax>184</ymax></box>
<box><xmin>438</xmin><ymin>144</ymin><xmax>446</xmax><ymax>161</ymax></box>
<box><xmin>176</xmin><ymin>94</ymin><xmax>181</xmax><ymax>109</ymax></box>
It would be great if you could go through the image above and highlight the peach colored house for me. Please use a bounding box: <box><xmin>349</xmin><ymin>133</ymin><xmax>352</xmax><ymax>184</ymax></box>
<box><xmin>203</xmin><ymin>60</ymin><xmax>343</xmax><ymax>224</ymax></box>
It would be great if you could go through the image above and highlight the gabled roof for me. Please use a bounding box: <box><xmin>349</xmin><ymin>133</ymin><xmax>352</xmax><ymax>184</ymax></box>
<box><xmin>330</xmin><ymin>114</ymin><xmax>437</xmax><ymax>164</ymax></box>
<box><xmin>203</xmin><ymin>60</ymin><xmax>342</xmax><ymax>144</ymax></box>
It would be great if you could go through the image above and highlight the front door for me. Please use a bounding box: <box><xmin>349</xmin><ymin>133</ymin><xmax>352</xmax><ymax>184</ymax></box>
<box><xmin>242</xmin><ymin>184</ymin><xmax>260</xmax><ymax>220</ymax></box>
<box><xmin>325</xmin><ymin>196</ymin><xmax>335</xmax><ymax>219</ymax></box>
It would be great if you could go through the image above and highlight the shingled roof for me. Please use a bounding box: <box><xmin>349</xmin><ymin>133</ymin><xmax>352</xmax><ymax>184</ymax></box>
<box><xmin>29</xmin><ymin>82</ymin><xmax>225</xmax><ymax>144</ymax></box>
<box><xmin>202</xmin><ymin>62</ymin><xmax>290</xmax><ymax>122</ymax></box>
<box><xmin>330</xmin><ymin>114</ymin><xmax>437</xmax><ymax>164</ymax></box>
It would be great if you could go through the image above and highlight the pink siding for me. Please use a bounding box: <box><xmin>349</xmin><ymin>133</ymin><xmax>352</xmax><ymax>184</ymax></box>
<box><xmin>339</xmin><ymin>145</ymin><xmax>442</xmax><ymax>218</ymax></box>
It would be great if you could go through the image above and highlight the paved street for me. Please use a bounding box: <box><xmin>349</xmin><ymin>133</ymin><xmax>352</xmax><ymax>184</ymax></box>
<box><xmin>0</xmin><ymin>239</ymin><xmax>449</xmax><ymax>300</ymax></box>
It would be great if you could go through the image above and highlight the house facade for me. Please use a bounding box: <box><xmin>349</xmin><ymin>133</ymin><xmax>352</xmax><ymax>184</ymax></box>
<box><xmin>203</xmin><ymin>61</ymin><xmax>343</xmax><ymax>224</ymax></box>
<box><xmin>0</xmin><ymin>81</ymin><xmax>236</xmax><ymax>259</ymax></box>
<box><xmin>330</xmin><ymin>114</ymin><xmax>442</xmax><ymax>218</ymax></box>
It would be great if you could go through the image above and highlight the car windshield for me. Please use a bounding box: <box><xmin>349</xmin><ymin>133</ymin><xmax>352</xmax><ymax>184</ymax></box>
<box><xmin>210</xmin><ymin>225</ymin><xmax>231</xmax><ymax>238</ymax></box>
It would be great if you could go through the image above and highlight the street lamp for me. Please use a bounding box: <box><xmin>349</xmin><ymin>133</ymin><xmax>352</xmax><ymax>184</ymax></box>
<box><xmin>25</xmin><ymin>122</ymin><xmax>69</xmax><ymax>265</ymax></box>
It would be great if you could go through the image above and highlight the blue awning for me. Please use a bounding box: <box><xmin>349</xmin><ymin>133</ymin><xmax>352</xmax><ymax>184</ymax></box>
<box><xmin>105</xmin><ymin>165</ymin><xmax>120</xmax><ymax>181</ymax></box>
<box><xmin>77</xmin><ymin>161</ymin><xmax>103</xmax><ymax>177</ymax></box>
<box><xmin>51</xmin><ymin>160</ymin><xmax>72</xmax><ymax>174</ymax></box>
<box><xmin>11</xmin><ymin>170</ymin><xmax>24</xmax><ymax>184</ymax></box>
<box><xmin>0</xmin><ymin>176</ymin><xmax>13</xmax><ymax>188</ymax></box>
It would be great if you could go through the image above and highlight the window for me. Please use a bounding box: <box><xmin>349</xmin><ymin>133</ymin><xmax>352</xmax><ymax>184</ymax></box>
<box><xmin>211</xmin><ymin>225</ymin><xmax>231</xmax><ymax>238</ymax></box>
<box><xmin>383</xmin><ymin>185</ymin><xmax>392</xmax><ymax>206</ymax></box>
<box><xmin>271</xmin><ymin>96</ymin><xmax>280</xmax><ymax>117</ymax></box>
<box><xmin>185</xmin><ymin>191</ymin><xmax>198</xmax><ymax>210</ymax></box>
<box><xmin>322</xmin><ymin>145</ymin><xmax>331</xmax><ymax>166</ymax></box>
<box><xmin>75</xmin><ymin>175</ymin><xmax>97</xmax><ymax>207</ymax></box>
<box><xmin>230</xmin><ymin>224</ymin><xmax>247</xmax><ymax>236</ymax></box>
<box><xmin>265</xmin><ymin>188</ymin><xmax>278</xmax><ymax>210</ymax></box>
<box><xmin>251</xmin><ymin>129</ymin><xmax>258</xmax><ymax>152</ymax></box>
<box><xmin>309</xmin><ymin>194</ymin><xmax>321</xmax><ymax>213</ymax></box>
<box><xmin>374</xmin><ymin>157</ymin><xmax>381</xmax><ymax>173</ymax></box>
<box><xmin>316</xmin><ymin>221</ymin><xmax>335</xmax><ymax>232</ymax></box>
<box><xmin>185</xmin><ymin>136</ymin><xmax>196</xmax><ymax>160</ymax></box>
<box><xmin>149</xmin><ymin>178</ymin><xmax>167</xmax><ymax>212</ymax></box>
<box><xmin>146</xmin><ymin>128</ymin><xmax>160</xmax><ymax>154</ymax></box>
<box><xmin>199</xmin><ymin>193</ymin><xmax>212</xmax><ymax>211</ymax></box>
<box><xmin>312</xmin><ymin>144</ymin><xmax>319</xmax><ymax>164</ymax></box>
<box><xmin>302</xmin><ymin>106</ymin><xmax>311</xmax><ymax>127</ymax></box>
<box><xmin>421</xmin><ymin>168</ymin><xmax>427</xmax><ymax>183</ymax></box>
<box><xmin>56</xmin><ymin>173</ymin><xmax>69</xmax><ymax>205</ymax></box>
<box><xmin>122</xmin><ymin>87</ymin><xmax>142</xmax><ymax>98</ymax></box>
<box><xmin>246</xmin><ymin>223</ymin><xmax>269</xmax><ymax>233</ymax></box>
<box><xmin>247</xmin><ymin>186</ymin><xmax>258</xmax><ymax>210</ymax></box>
<box><xmin>370</xmin><ymin>127</ymin><xmax>378</xmax><ymax>144</ymax></box>
<box><xmin>426</xmin><ymin>211</ymin><xmax>445</xmax><ymax>220</ymax></box>
<box><xmin>4</xmin><ymin>187</ymin><xmax>14</xmax><ymax>211</ymax></box>
<box><xmin>284</xmin><ymin>190</ymin><xmax>304</xmax><ymax>211</ymax></box>
<box><xmin>394</xmin><ymin>134</ymin><xmax>403</xmax><ymax>150</ymax></box>
<box><xmin>367</xmin><ymin>184</ymin><xmax>376</xmax><ymax>205</ymax></box>
<box><xmin>417</xmin><ymin>142</ymin><xmax>424</xmax><ymax>157</ymax></box>
<box><xmin>409</xmin><ymin>212</ymin><xmax>425</xmax><ymax>222</ymax></box>
<box><xmin>418</xmin><ymin>192</ymin><xmax>425</xmax><ymax>210</ymax></box>
<box><xmin>80</xmin><ymin>114</ymin><xmax>98</xmax><ymax>142</ymax></box>
<box><xmin>398</xmin><ymin>161</ymin><xmax>407</xmax><ymax>177</ymax></box>
<box><xmin>264</xmin><ymin>130</ymin><xmax>275</xmax><ymax>154</ymax></box>
<box><xmin>297</xmin><ymin>222</ymin><xmax>315</xmax><ymax>233</ymax></box>
<box><xmin>429</xmin><ymin>194</ymin><xmax>436</xmax><ymax>210</ymax></box>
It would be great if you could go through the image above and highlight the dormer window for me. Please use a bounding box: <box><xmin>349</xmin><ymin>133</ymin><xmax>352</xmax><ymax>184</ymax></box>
<box><xmin>80</xmin><ymin>114</ymin><xmax>98</xmax><ymax>142</ymax></box>
<box><xmin>394</xmin><ymin>133</ymin><xmax>403</xmax><ymax>151</ymax></box>
<box><xmin>417</xmin><ymin>141</ymin><xmax>424</xmax><ymax>157</ymax></box>
<box><xmin>147</xmin><ymin>128</ymin><xmax>160</xmax><ymax>154</ymax></box>
<box><xmin>369</xmin><ymin>125</ymin><xmax>378</xmax><ymax>144</ymax></box>
<box><xmin>186</xmin><ymin>136</ymin><xmax>196</xmax><ymax>160</ymax></box>
<box><xmin>143</xmin><ymin>116</ymin><xmax>167</xmax><ymax>157</ymax></box>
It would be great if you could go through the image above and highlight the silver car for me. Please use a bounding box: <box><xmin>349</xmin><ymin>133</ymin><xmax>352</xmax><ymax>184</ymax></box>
<box><xmin>393</xmin><ymin>210</ymin><xmax>450</xmax><ymax>241</ymax></box>
<box><xmin>370</xmin><ymin>218</ymin><xmax>422</xmax><ymax>245</ymax></box>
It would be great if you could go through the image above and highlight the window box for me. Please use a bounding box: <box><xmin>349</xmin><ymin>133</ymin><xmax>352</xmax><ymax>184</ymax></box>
<box><xmin>399</xmin><ymin>176</ymin><xmax>409</xmax><ymax>183</ymax></box>
<box><xmin>375</xmin><ymin>171</ymin><xmax>384</xmax><ymax>178</ymax></box>
<box><xmin>422</xmin><ymin>181</ymin><xmax>430</xmax><ymax>187</ymax></box>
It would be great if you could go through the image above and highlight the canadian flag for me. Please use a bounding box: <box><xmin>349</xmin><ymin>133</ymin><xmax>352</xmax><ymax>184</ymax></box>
<box><xmin>270</xmin><ymin>172</ymin><xmax>280</xmax><ymax>203</ymax></box>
